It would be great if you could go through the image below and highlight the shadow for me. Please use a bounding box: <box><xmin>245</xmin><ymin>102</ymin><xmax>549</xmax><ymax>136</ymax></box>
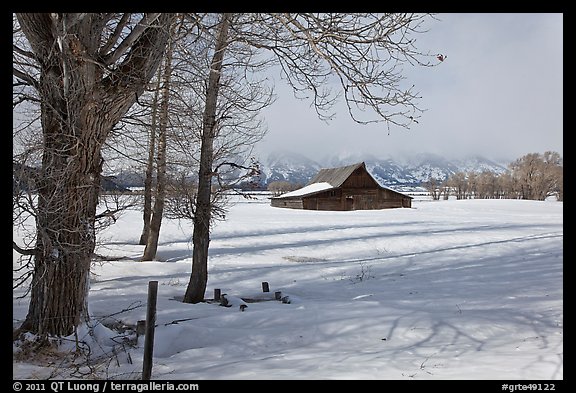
<box><xmin>208</xmin><ymin>223</ymin><xmax>561</xmax><ymax>258</ymax></box>
<box><xmin>81</xmin><ymin>201</ymin><xmax>563</xmax><ymax>379</ymax></box>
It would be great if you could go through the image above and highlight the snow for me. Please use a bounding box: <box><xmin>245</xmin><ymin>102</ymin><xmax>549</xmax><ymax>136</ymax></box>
<box><xmin>273</xmin><ymin>181</ymin><xmax>334</xmax><ymax>198</ymax></box>
<box><xmin>13</xmin><ymin>195</ymin><xmax>563</xmax><ymax>380</ymax></box>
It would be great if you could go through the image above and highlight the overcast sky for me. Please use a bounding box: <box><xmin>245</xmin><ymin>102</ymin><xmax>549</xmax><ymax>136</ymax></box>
<box><xmin>255</xmin><ymin>13</ymin><xmax>563</xmax><ymax>163</ymax></box>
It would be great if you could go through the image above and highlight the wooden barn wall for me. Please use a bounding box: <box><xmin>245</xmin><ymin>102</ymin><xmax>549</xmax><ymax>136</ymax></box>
<box><xmin>303</xmin><ymin>189</ymin><xmax>343</xmax><ymax>210</ymax></box>
<box><xmin>402</xmin><ymin>198</ymin><xmax>412</xmax><ymax>208</ymax></box>
<box><xmin>341</xmin><ymin>188</ymin><xmax>410</xmax><ymax>210</ymax></box>
<box><xmin>270</xmin><ymin>198</ymin><xmax>304</xmax><ymax>209</ymax></box>
<box><xmin>271</xmin><ymin>182</ymin><xmax>412</xmax><ymax>210</ymax></box>
<box><xmin>301</xmin><ymin>188</ymin><xmax>411</xmax><ymax>211</ymax></box>
<box><xmin>376</xmin><ymin>188</ymin><xmax>411</xmax><ymax>208</ymax></box>
<box><xmin>341</xmin><ymin>168</ymin><xmax>380</xmax><ymax>189</ymax></box>
<box><xmin>304</xmin><ymin>196</ymin><xmax>343</xmax><ymax>210</ymax></box>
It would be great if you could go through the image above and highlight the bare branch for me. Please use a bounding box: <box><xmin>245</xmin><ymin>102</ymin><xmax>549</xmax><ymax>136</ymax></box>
<box><xmin>213</xmin><ymin>161</ymin><xmax>252</xmax><ymax>174</ymax></box>
<box><xmin>249</xmin><ymin>13</ymin><xmax>438</xmax><ymax>127</ymax></box>
<box><xmin>13</xmin><ymin>241</ymin><xmax>36</xmax><ymax>256</ymax></box>
<box><xmin>102</xmin><ymin>13</ymin><xmax>162</xmax><ymax>65</ymax></box>
<box><xmin>13</xmin><ymin>44</ymin><xmax>37</xmax><ymax>61</ymax></box>
<box><xmin>13</xmin><ymin>67</ymin><xmax>39</xmax><ymax>89</ymax></box>
<box><xmin>13</xmin><ymin>93</ymin><xmax>40</xmax><ymax>108</ymax></box>
<box><xmin>99</xmin><ymin>13</ymin><xmax>131</xmax><ymax>57</ymax></box>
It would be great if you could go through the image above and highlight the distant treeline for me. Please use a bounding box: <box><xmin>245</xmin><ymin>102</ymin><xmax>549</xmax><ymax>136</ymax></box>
<box><xmin>421</xmin><ymin>151</ymin><xmax>563</xmax><ymax>201</ymax></box>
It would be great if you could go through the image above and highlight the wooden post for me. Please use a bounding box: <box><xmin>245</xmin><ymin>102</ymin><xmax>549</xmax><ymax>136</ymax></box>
<box><xmin>142</xmin><ymin>281</ymin><xmax>158</xmax><ymax>381</ymax></box>
<box><xmin>136</xmin><ymin>320</ymin><xmax>146</xmax><ymax>338</ymax></box>
<box><xmin>214</xmin><ymin>288</ymin><xmax>221</xmax><ymax>301</ymax></box>
<box><xmin>262</xmin><ymin>281</ymin><xmax>270</xmax><ymax>292</ymax></box>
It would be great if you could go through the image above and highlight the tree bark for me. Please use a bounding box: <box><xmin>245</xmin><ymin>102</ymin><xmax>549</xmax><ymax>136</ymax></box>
<box><xmin>15</xmin><ymin>13</ymin><xmax>173</xmax><ymax>337</ymax></box>
<box><xmin>183</xmin><ymin>14</ymin><xmax>231</xmax><ymax>303</ymax></box>
<box><xmin>139</xmin><ymin>71</ymin><xmax>162</xmax><ymax>245</ymax></box>
<box><xmin>142</xmin><ymin>27</ymin><xmax>174</xmax><ymax>260</ymax></box>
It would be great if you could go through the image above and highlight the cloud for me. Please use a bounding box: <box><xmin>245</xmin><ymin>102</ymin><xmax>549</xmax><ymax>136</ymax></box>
<box><xmin>256</xmin><ymin>13</ymin><xmax>563</xmax><ymax>162</ymax></box>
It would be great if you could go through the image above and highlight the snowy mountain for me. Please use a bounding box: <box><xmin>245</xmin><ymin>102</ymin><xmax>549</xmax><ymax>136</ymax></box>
<box><xmin>258</xmin><ymin>151</ymin><xmax>323</xmax><ymax>186</ymax></box>
<box><xmin>104</xmin><ymin>151</ymin><xmax>509</xmax><ymax>190</ymax></box>
<box><xmin>258</xmin><ymin>151</ymin><xmax>509</xmax><ymax>188</ymax></box>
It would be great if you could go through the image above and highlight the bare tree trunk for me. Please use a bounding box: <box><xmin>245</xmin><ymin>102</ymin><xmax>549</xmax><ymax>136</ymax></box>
<box><xmin>15</xmin><ymin>13</ymin><xmax>173</xmax><ymax>338</ymax></box>
<box><xmin>22</xmin><ymin>110</ymin><xmax>103</xmax><ymax>337</ymax></box>
<box><xmin>139</xmin><ymin>72</ymin><xmax>162</xmax><ymax>245</ymax></box>
<box><xmin>183</xmin><ymin>14</ymin><xmax>230</xmax><ymax>303</ymax></box>
<box><xmin>142</xmin><ymin>31</ymin><xmax>174</xmax><ymax>260</ymax></box>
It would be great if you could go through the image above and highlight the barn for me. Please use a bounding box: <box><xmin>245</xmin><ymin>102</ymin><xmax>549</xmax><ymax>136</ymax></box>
<box><xmin>270</xmin><ymin>162</ymin><xmax>412</xmax><ymax>210</ymax></box>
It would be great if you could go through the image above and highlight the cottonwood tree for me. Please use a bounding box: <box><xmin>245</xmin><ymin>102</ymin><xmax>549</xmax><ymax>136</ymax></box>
<box><xmin>447</xmin><ymin>172</ymin><xmax>467</xmax><ymax>200</ymax></box>
<box><xmin>137</xmin><ymin>70</ymin><xmax>163</xmax><ymax>246</ymax></box>
<box><xmin>552</xmin><ymin>164</ymin><xmax>563</xmax><ymax>202</ymax></box>
<box><xmin>102</xmin><ymin>63</ymin><xmax>167</xmax><ymax>249</ymax></box>
<box><xmin>13</xmin><ymin>13</ymin><xmax>175</xmax><ymax>338</ymax></box>
<box><xmin>509</xmin><ymin>151</ymin><xmax>563</xmax><ymax>201</ymax></box>
<box><xmin>133</xmin><ymin>14</ymin><xmax>269</xmax><ymax>265</ymax></box>
<box><xmin>139</xmin><ymin>62</ymin><xmax>168</xmax><ymax>259</ymax></box>
<box><xmin>136</xmin><ymin>46</ymin><xmax>189</xmax><ymax>253</ymax></box>
<box><xmin>268</xmin><ymin>181</ymin><xmax>301</xmax><ymax>196</ymax></box>
<box><xmin>141</xmin><ymin>19</ymin><xmax>180</xmax><ymax>261</ymax></box>
<box><xmin>422</xmin><ymin>177</ymin><xmax>441</xmax><ymax>200</ymax></box>
<box><xmin>179</xmin><ymin>13</ymin><xmax>440</xmax><ymax>303</ymax></box>
<box><xmin>465</xmin><ymin>172</ymin><xmax>477</xmax><ymax>199</ymax></box>
<box><xmin>181</xmin><ymin>14</ymin><xmax>233</xmax><ymax>303</ymax></box>
<box><xmin>497</xmin><ymin>171</ymin><xmax>517</xmax><ymax>199</ymax></box>
<box><xmin>474</xmin><ymin>171</ymin><xmax>499</xmax><ymax>199</ymax></box>
<box><xmin>440</xmin><ymin>181</ymin><xmax>450</xmax><ymax>200</ymax></box>
<box><xmin>176</xmin><ymin>14</ymin><xmax>272</xmax><ymax>303</ymax></box>
<box><xmin>442</xmin><ymin>151</ymin><xmax>563</xmax><ymax>201</ymax></box>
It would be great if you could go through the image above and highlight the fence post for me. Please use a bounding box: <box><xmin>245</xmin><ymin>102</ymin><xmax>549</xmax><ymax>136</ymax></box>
<box><xmin>142</xmin><ymin>281</ymin><xmax>158</xmax><ymax>380</ymax></box>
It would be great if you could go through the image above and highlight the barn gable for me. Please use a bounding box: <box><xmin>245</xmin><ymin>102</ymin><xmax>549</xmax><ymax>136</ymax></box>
<box><xmin>271</xmin><ymin>162</ymin><xmax>412</xmax><ymax>211</ymax></box>
<box><xmin>308</xmin><ymin>162</ymin><xmax>365</xmax><ymax>187</ymax></box>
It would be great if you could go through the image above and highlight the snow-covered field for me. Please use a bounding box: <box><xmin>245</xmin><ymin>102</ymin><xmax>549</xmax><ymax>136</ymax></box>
<box><xmin>13</xmin><ymin>195</ymin><xmax>563</xmax><ymax>380</ymax></box>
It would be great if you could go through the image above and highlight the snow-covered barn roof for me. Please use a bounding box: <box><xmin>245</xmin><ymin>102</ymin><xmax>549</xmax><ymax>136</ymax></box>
<box><xmin>274</xmin><ymin>182</ymin><xmax>334</xmax><ymax>199</ymax></box>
